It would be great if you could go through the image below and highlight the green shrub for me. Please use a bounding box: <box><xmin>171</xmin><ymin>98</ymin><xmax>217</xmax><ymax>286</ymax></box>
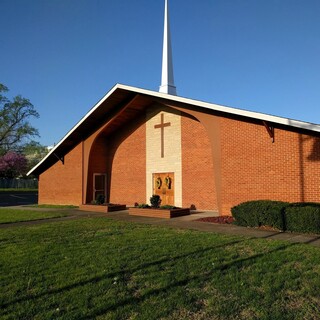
<box><xmin>231</xmin><ymin>200</ymin><xmax>289</xmax><ymax>230</ymax></box>
<box><xmin>96</xmin><ymin>194</ymin><xmax>105</xmax><ymax>205</ymax></box>
<box><xmin>138</xmin><ymin>203</ymin><xmax>150</xmax><ymax>208</ymax></box>
<box><xmin>160</xmin><ymin>205</ymin><xmax>177</xmax><ymax>210</ymax></box>
<box><xmin>285</xmin><ymin>203</ymin><xmax>320</xmax><ymax>234</ymax></box>
<box><xmin>150</xmin><ymin>195</ymin><xmax>161</xmax><ymax>208</ymax></box>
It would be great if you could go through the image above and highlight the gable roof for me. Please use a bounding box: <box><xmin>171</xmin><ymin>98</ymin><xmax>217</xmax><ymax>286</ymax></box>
<box><xmin>28</xmin><ymin>83</ymin><xmax>320</xmax><ymax>176</ymax></box>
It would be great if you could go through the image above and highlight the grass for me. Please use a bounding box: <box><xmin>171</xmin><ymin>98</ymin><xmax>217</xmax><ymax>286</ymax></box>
<box><xmin>0</xmin><ymin>188</ymin><xmax>38</xmax><ymax>192</ymax></box>
<box><xmin>28</xmin><ymin>204</ymin><xmax>79</xmax><ymax>209</ymax></box>
<box><xmin>0</xmin><ymin>208</ymin><xmax>68</xmax><ymax>224</ymax></box>
<box><xmin>1</xmin><ymin>216</ymin><xmax>320</xmax><ymax>319</ymax></box>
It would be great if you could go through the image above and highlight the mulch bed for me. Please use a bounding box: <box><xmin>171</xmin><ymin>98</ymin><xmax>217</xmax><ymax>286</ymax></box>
<box><xmin>195</xmin><ymin>216</ymin><xmax>234</xmax><ymax>224</ymax></box>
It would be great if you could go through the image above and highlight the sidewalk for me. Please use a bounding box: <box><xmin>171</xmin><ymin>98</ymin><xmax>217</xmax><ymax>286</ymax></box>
<box><xmin>2</xmin><ymin>207</ymin><xmax>320</xmax><ymax>247</ymax></box>
<box><xmin>104</xmin><ymin>210</ymin><xmax>320</xmax><ymax>247</ymax></box>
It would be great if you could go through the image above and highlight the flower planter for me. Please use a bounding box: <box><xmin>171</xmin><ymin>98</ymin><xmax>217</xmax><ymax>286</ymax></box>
<box><xmin>79</xmin><ymin>204</ymin><xmax>127</xmax><ymax>213</ymax></box>
<box><xmin>106</xmin><ymin>204</ymin><xmax>127</xmax><ymax>212</ymax></box>
<box><xmin>129</xmin><ymin>207</ymin><xmax>190</xmax><ymax>219</ymax></box>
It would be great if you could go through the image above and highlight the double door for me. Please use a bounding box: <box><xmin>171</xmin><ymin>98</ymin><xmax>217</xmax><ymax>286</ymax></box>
<box><xmin>153</xmin><ymin>172</ymin><xmax>174</xmax><ymax>206</ymax></box>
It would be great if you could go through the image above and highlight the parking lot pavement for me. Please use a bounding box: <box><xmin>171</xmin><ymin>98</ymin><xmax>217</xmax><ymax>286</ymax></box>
<box><xmin>0</xmin><ymin>192</ymin><xmax>38</xmax><ymax>207</ymax></box>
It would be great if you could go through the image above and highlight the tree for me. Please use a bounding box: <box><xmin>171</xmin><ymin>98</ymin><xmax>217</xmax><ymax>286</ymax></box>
<box><xmin>22</xmin><ymin>141</ymin><xmax>49</xmax><ymax>173</ymax></box>
<box><xmin>0</xmin><ymin>84</ymin><xmax>39</xmax><ymax>155</ymax></box>
<box><xmin>0</xmin><ymin>151</ymin><xmax>28</xmax><ymax>178</ymax></box>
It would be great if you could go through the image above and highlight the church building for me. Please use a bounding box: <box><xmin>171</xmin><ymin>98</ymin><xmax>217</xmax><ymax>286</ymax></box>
<box><xmin>28</xmin><ymin>1</ymin><xmax>320</xmax><ymax>215</ymax></box>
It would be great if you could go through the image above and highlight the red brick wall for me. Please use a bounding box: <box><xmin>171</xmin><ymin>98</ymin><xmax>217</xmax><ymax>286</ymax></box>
<box><xmin>108</xmin><ymin>122</ymin><xmax>146</xmax><ymax>205</ymax></box>
<box><xmin>302</xmin><ymin>134</ymin><xmax>320</xmax><ymax>201</ymax></box>
<box><xmin>86</xmin><ymin>135</ymin><xmax>109</xmax><ymax>203</ymax></box>
<box><xmin>38</xmin><ymin>106</ymin><xmax>320</xmax><ymax>214</ymax></box>
<box><xmin>219</xmin><ymin>117</ymin><xmax>320</xmax><ymax>214</ymax></box>
<box><xmin>39</xmin><ymin>143</ymin><xmax>83</xmax><ymax>205</ymax></box>
<box><xmin>181</xmin><ymin>115</ymin><xmax>217</xmax><ymax>210</ymax></box>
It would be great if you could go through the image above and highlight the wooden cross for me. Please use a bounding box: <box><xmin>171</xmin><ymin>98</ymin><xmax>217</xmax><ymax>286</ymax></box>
<box><xmin>154</xmin><ymin>113</ymin><xmax>171</xmax><ymax>158</ymax></box>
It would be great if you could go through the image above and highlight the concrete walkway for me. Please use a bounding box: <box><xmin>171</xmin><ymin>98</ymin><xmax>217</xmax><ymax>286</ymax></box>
<box><xmin>2</xmin><ymin>207</ymin><xmax>320</xmax><ymax>247</ymax></box>
<box><xmin>105</xmin><ymin>210</ymin><xmax>320</xmax><ymax>247</ymax></box>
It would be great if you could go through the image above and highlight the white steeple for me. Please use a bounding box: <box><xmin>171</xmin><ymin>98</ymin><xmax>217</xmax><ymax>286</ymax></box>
<box><xmin>159</xmin><ymin>0</ymin><xmax>177</xmax><ymax>96</ymax></box>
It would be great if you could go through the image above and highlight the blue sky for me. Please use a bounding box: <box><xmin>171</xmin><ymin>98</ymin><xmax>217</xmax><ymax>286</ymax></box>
<box><xmin>1</xmin><ymin>0</ymin><xmax>320</xmax><ymax>146</ymax></box>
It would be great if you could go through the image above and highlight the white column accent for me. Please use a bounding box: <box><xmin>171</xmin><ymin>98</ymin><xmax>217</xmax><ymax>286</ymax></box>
<box><xmin>146</xmin><ymin>107</ymin><xmax>182</xmax><ymax>207</ymax></box>
<box><xmin>159</xmin><ymin>0</ymin><xmax>177</xmax><ymax>96</ymax></box>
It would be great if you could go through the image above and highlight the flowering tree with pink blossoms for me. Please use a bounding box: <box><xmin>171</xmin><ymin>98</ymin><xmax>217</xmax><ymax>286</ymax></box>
<box><xmin>0</xmin><ymin>151</ymin><xmax>28</xmax><ymax>178</ymax></box>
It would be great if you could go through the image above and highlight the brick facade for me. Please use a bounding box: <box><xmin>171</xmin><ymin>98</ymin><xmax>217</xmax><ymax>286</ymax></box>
<box><xmin>181</xmin><ymin>115</ymin><xmax>217</xmax><ymax>210</ymax></box>
<box><xmin>86</xmin><ymin>135</ymin><xmax>109</xmax><ymax>203</ymax></box>
<box><xmin>108</xmin><ymin>121</ymin><xmax>146</xmax><ymax>206</ymax></box>
<box><xmin>219</xmin><ymin>117</ymin><xmax>320</xmax><ymax>214</ymax></box>
<box><xmin>38</xmin><ymin>101</ymin><xmax>320</xmax><ymax>215</ymax></box>
<box><xmin>146</xmin><ymin>107</ymin><xmax>182</xmax><ymax>206</ymax></box>
<box><xmin>39</xmin><ymin>143</ymin><xmax>83</xmax><ymax>205</ymax></box>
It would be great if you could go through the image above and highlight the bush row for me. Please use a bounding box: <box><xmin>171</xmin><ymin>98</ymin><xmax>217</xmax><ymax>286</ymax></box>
<box><xmin>231</xmin><ymin>200</ymin><xmax>320</xmax><ymax>234</ymax></box>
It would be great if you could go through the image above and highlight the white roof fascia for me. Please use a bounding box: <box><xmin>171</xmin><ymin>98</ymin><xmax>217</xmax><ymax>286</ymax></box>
<box><xmin>27</xmin><ymin>83</ymin><xmax>121</xmax><ymax>176</ymax></box>
<box><xmin>117</xmin><ymin>84</ymin><xmax>320</xmax><ymax>133</ymax></box>
<box><xmin>28</xmin><ymin>83</ymin><xmax>320</xmax><ymax>176</ymax></box>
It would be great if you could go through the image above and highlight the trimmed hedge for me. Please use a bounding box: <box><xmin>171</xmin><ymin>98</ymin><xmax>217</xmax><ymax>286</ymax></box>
<box><xmin>231</xmin><ymin>200</ymin><xmax>288</xmax><ymax>230</ymax></box>
<box><xmin>285</xmin><ymin>203</ymin><xmax>320</xmax><ymax>234</ymax></box>
<box><xmin>231</xmin><ymin>200</ymin><xmax>320</xmax><ymax>234</ymax></box>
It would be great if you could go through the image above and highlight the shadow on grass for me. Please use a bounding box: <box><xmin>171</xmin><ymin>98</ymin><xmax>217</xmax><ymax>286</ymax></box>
<box><xmin>1</xmin><ymin>238</ymin><xmax>247</xmax><ymax>310</ymax></box>
<box><xmin>77</xmin><ymin>241</ymin><xmax>297</xmax><ymax>320</ymax></box>
<box><xmin>2</xmin><ymin>239</ymin><xmax>297</xmax><ymax>319</ymax></box>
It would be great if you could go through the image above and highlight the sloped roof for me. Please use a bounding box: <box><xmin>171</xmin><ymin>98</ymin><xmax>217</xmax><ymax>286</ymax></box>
<box><xmin>28</xmin><ymin>83</ymin><xmax>320</xmax><ymax>176</ymax></box>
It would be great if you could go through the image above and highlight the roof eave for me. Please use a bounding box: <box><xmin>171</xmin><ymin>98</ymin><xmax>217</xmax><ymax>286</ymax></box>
<box><xmin>28</xmin><ymin>83</ymin><xmax>320</xmax><ymax>176</ymax></box>
<box><xmin>27</xmin><ymin>83</ymin><xmax>121</xmax><ymax>176</ymax></box>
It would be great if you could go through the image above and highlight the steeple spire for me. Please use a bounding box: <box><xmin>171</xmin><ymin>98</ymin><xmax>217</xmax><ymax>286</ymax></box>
<box><xmin>159</xmin><ymin>0</ymin><xmax>177</xmax><ymax>96</ymax></box>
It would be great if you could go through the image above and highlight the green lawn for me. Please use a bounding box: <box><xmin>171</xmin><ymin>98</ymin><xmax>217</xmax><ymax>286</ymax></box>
<box><xmin>1</xmin><ymin>217</ymin><xmax>320</xmax><ymax>319</ymax></box>
<box><xmin>0</xmin><ymin>208</ymin><xmax>68</xmax><ymax>224</ymax></box>
<box><xmin>0</xmin><ymin>188</ymin><xmax>38</xmax><ymax>192</ymax></box>
<box><xmin>28</xmin><ymin>204</ymin><xmax>79</xmax><ymax>209</ymax></box>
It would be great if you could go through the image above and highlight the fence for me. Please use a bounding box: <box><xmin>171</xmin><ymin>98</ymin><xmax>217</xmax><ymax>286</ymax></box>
<box><xmin>0</xmin><ymin>178</ymin><xmax>38</xmax><ymax>189</ymax></box>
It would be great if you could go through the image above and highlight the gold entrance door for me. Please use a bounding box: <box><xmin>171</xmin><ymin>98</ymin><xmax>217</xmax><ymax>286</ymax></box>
<box><xmin>153</xmin><ymin>173</ymin><xmax>174</xmax><ymax>206</ymax></box>
<box><xmin>93</xmin><ymin>173</ymin><xmax>106</xmax><ymax>202</ymax></box>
